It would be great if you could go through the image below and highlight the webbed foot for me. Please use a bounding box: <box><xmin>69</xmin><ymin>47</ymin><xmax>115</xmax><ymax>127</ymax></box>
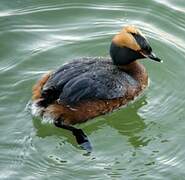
<box><xmin>54</xmin><ymin>120</ymin><xmax>92</xmax><ymax>152</ymax></box>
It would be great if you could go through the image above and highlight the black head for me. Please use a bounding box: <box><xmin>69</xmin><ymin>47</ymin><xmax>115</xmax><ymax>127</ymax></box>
<box><xmin>110</xmin><ymin>25</ymin><xmax>162</xmax><ymax>65</ymax></box>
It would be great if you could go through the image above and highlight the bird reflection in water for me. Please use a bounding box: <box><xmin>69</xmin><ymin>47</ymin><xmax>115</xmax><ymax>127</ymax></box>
<box><xmin>32</xmin><ymin>95</ymin><xmax>149</xmax><ymax>152</ymax></box>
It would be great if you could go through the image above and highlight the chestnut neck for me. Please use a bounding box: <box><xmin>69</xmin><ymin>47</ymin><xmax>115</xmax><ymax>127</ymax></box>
<box><xmin>118</xmin><ymin>61</ymin><xmax>148</xmax><ymax>87</ymax></box>
<box><xmin>110</xmin><ymin>41</ymin><xmax>148</xmax><ymax>86</ymax></box>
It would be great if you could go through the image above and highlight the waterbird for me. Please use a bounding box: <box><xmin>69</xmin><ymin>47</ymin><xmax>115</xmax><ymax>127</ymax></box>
<box><xmin>31</xmin><ymin>25</ymin><xmax>162</xmax><ymax>151</ymax></box>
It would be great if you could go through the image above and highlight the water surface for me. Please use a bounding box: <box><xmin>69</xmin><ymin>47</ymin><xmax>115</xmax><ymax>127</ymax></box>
<box><xmin>1</xmin><ymin>0</ymin><xmax>185</xmax><ymax>179</ymax></box>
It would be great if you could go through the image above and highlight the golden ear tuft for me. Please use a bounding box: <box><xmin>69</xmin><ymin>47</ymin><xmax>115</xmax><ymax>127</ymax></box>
<box><xmin>122</xmin><ymin>25</ymin><xmax>142</xmax><ymax>35</ymax></box>
<box><xmin>112</xmin><ymin>25</ymin><xmax>142</xmax><ymax>51</ymax></box>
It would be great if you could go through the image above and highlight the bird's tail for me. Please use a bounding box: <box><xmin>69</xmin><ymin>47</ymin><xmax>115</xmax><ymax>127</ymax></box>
<box><xmin>32</xmin><ymin>72</ymin><xmax>51</xmax><ymax>101</ymax></box>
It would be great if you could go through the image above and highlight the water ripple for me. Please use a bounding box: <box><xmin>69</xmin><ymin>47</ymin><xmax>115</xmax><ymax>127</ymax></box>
<box><xmin>1</xmin><ymin>1</ymin><xmax>185</xmax><ymax>179</ymax></box>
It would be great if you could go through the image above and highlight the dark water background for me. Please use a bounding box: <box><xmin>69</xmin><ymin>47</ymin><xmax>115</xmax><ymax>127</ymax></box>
<box><xmin>1</xmin><ymin>0</ymin><xmax>185</xmax><ymax>179</ymax></box>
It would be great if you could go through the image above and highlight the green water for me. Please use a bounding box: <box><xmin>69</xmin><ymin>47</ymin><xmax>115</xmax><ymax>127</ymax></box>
<box><xmin>1</xmin><ymin>0</ymin><xmax>185</xmax><ymax>179</ymax></box>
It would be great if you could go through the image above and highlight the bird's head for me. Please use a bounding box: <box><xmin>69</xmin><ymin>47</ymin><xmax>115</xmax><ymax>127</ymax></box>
<box><xmin>110</xmin><ymin>25</ymin><xmax>162</xmax><ymax>65</ymax></box>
